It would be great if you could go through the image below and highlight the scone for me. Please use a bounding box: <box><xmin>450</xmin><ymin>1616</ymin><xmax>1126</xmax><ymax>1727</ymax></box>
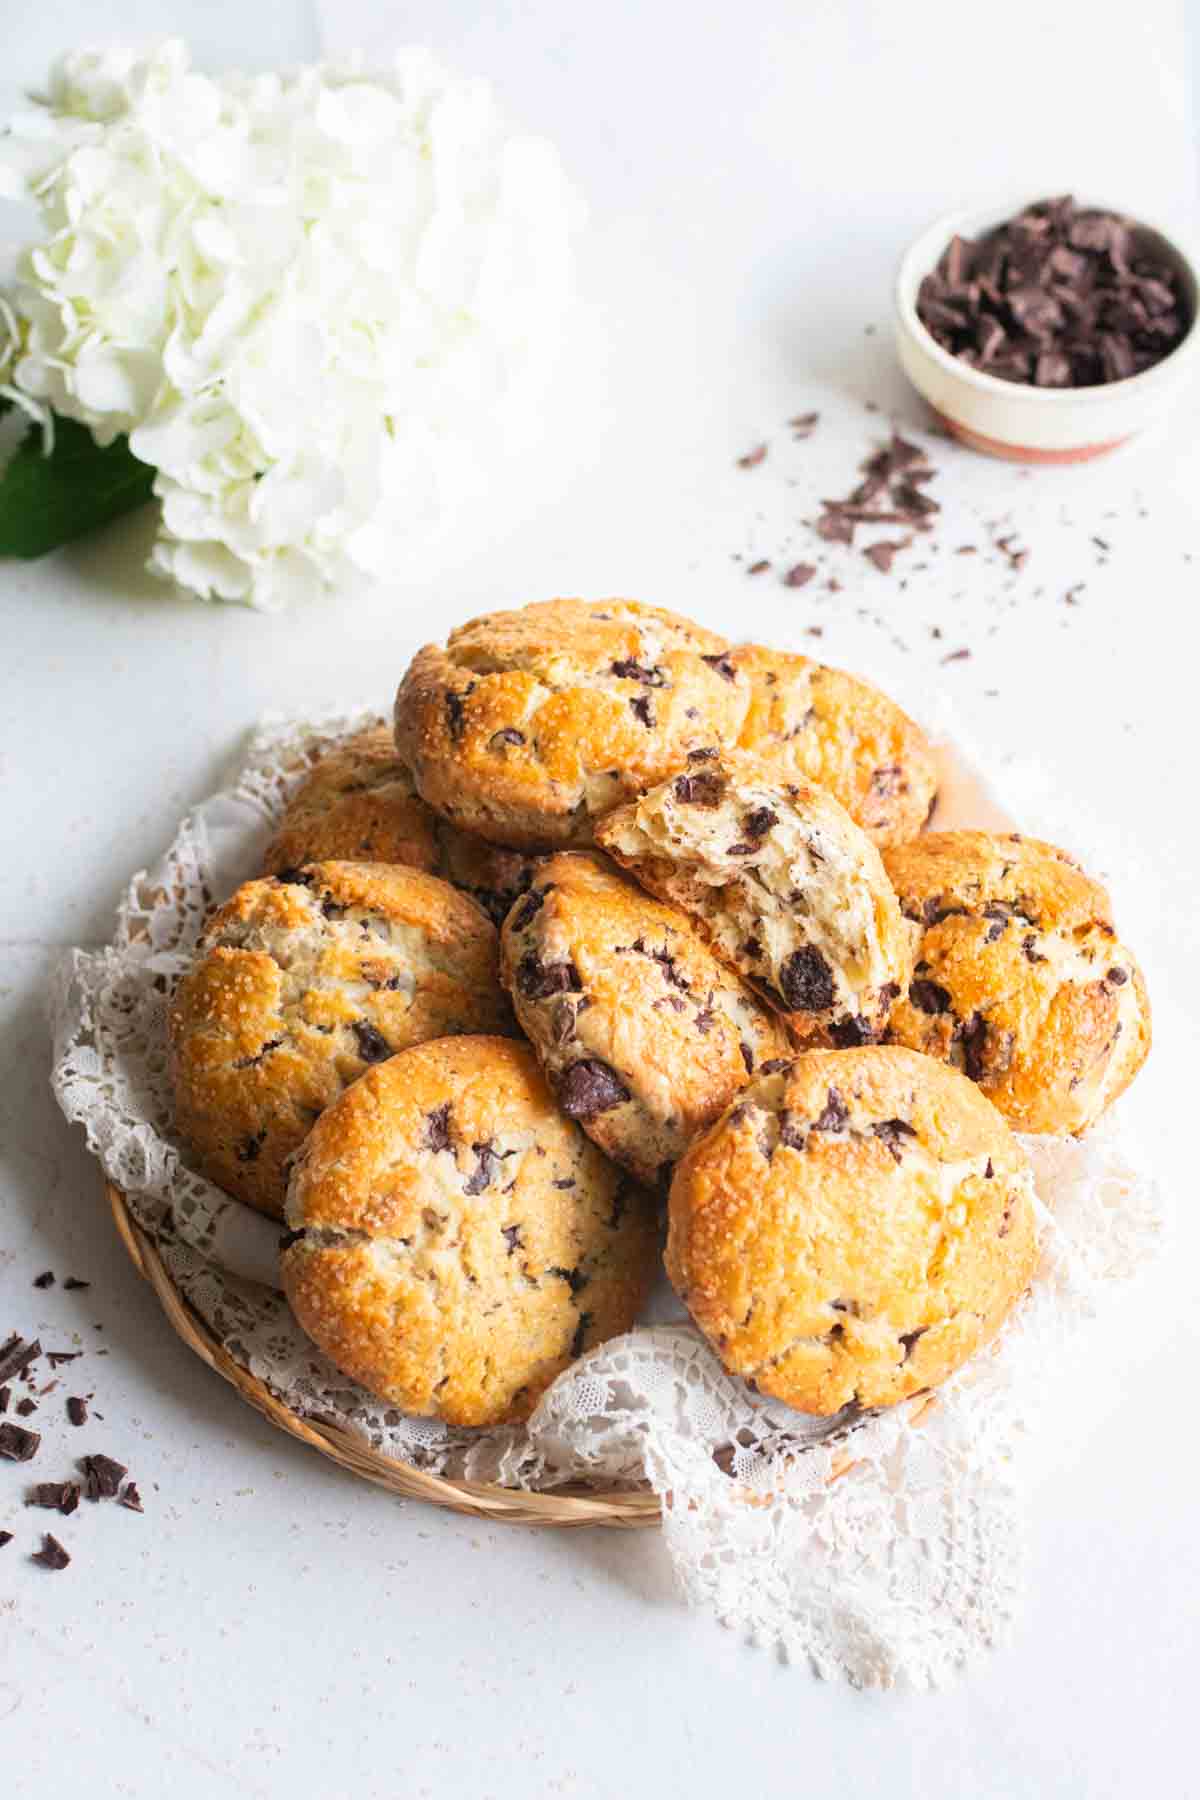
<box><xmin>262</xmin><ymin>724</ymin><xmax>542</xmax><ymax>927</ymax></box>
<box><xmin>595</xmin><ymin>751</ymin><xmax>912</xmax><ymax>1045</ymax></box>
<box><xmin>281</xmin><ymin>1036</ymin><xmax>658</xmax><ymax>1425</ymax></box>
<box><xmin>882</xmin><ymin>831</ymin><xmax>1150</xmax><ymax>1135</ymax></box>
<box><xmin>262</xmin><ymin>725</ymin><xmax>442</xmax><ymax>877</ymax></box>
<box><xmin>731</xmin><ymin>645</ymin><xmax>937</xmax><ymax>845</ymax></box>
<box><xmin>667</xmin><ymin>1046</ymin><xmax>1038</xmax><ymax>1414</ymax></box>
<box><xmin>169</xmin><ymin>863</ymin><xmax>513</xmax><ymax>1218</ymax></box>
<box><xmin>394</xmin><ymin>598</ymin><xmax>749</xmax><ymax>849</ymax></box>
<box><xmin>500</xmin><ymin>851</ymin><xmax>792</xmax><ymax>1187</ymax></box>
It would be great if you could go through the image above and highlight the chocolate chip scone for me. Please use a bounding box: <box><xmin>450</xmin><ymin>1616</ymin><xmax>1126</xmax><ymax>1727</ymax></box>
<box><xmin>394</xmin><ymin>599</ymin><xmax>749</xmax><ymax>849</ymax></box>
<box><xmin>262</xmin><ymin>724</ymin><xmax>543</xmax><ymax>927</ymax></box>
<box><xmin>500</xmin><ymin>851</ymin><xmax>791</xmax><ymax>1187</ymax></box>
<box><xmin>594</xmin><ymin>751</ymin><xmax>912</xmax><ymax>1045</ymax></box>
<box><xmin>667</xmin><ymin>1046</ymin><xmax>1038</xmax><ymax>1414</ymax></box>
<box><xmin>731</xmin><ymin>645</ymin><xmax>937</xmax><ymax>845</ymax></box>
<box><xmin>281</xmin><ymin>1036</ymin><xmax>658</xmax><ymax>1425</ymax></box>
<box><xmin>169</xmin><ymin>863</ymin><xmax>513</xmax><ymax>1218</ymax></box>
<box><xmin>881</xmin><ymin>831</ymin><xmax>1150</xmax><ymax>1135</ymax></box>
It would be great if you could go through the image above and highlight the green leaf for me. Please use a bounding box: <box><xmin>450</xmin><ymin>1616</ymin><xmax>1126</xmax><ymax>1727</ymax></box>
<box><xmin>0</xmin><ymin>410</ymin><xmax>156</xmax><ymax>558</ymax></box>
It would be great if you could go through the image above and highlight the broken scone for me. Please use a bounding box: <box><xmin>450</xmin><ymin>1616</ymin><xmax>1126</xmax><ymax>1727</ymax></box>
<box><xmin>595</xmin><ymin>752</ymin><xmax>912</xmax><ymax>1045</ymax></box>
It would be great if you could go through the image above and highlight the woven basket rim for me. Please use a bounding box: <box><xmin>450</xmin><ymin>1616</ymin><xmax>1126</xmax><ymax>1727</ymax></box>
<box><xmin>103</xmin><ymin>1179</ymin><xmax>662</xmax><ymax>1529</ymax></box>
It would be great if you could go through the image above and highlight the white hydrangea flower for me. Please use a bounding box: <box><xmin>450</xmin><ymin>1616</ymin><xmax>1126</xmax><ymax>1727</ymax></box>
<box><xmin>0</xmin><ymin>41</ymin><xmax>581</xmax><ymax>609</ymax></box>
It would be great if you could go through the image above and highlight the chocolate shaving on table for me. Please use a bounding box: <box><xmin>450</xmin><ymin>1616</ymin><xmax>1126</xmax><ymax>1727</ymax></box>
<box><xmin>0</xmin><ymin>1335</ymin><xmax>42</xmax><ymax>1385</ymax></box>
<box><xmin>47</xmin><ymin>1351</ymin><xmax>82</xmax><ymax>1369</ymax></box>
<box><xmin>737</xmin><ymin>443</ymin><xmax>768</xmax><ymax>468</ymax></box>
<box><xmin>31</xmin><ymin>1533</ymin><xmax>70</xmax><ymax>1571</ymax></box>
<box><xmin>916</xmin><ymin>195</ymin><xmax>1190</xmax><ymax>387</ymax></box>
<box><xmin>0</xmin><ymin>1531</ymin><xmax>11</xmax><ymax>1548</ymax></box>
<box><xmin>66</xmin><ymin>1396</ymin><xmax>88</xmax><ymax>1427</ymax></box>
<box><xmin>119</xmin><ymin>1481</ymin><xmax>144</xmax><ymax>1514</ymax></box>
<box><xmin>81</xmin><ymin>1453</ymin><xmax>127</xmax><ymax>1500</ymax></box>
<box><xmin>789</xmin><ymin>411</ymin><xmax>820</xmax><ymax>437</ymax></box>
<box><xmin>30</xmin><ymin>1482</ymin><xmax>80</xmax><ymax>1516</ymax></box>
<box><xmin>812</xmin><ymin>434</ymin><xmax>940</xmax><ymax>563</ymax></box>
<box><xmin>942</xmin><ymin>647</ymin><xmax>972</xmax><ymax>664</ymax></box>
<box><xmin>15</xmin><ymin>1398</ymin><xmax>37</xmax><ymax>1417</ymax></box>
<box><xmin>0</xmin><ymin>1422</ymin><xmax>42</xmax><ymax>1462</ymax></box>
<box><xmin>32</xmin><ymin>1271</ymin><xmax>54</xmax><ymax>1289</ymax></box>
<box><xmin>0</xmin><ymin>1386</ymin><xmax>8</xmax><ymax>1414</ymax></box>
<box><xmin>746</xmin><ymin>558</ymin><xmax>771</xmax><ymax>575</ymax></box>
<box><xmin>783</xmin><ymin>562</ymin><xmax>817</xmax><ymax>588</ymax></box>
<box><xmin>863</xmin><ymin>538</ymin><xmax>911</xmax><ymax>574</ymax></box>
<box><xmin>62</xmin><ymin>1278</ymin><xmax>91</xmax><ymax>1291</ymax></box>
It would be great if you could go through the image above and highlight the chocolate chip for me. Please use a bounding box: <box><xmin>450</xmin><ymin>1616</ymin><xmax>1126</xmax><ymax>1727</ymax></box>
<box><xmin>63</xmin><ymin>1279</ymin><xmax>90</xmax><ymax>1292</ymax></box>
<box><xmin>998</xmin><ymin>1201</ymin><xmax>1014</xmax><ymax>1238</ymax></box>
<box><xmin>790</xmin><ymin>411</ymin><xmax>820</xmax><ymax>436</ymax></box>
<box><xmin>1106</xmin><ymin>965</ymin><xmax>1129</xmax><ymax>985</ymax></box>
<box><xmin>610</xmin><ymin>658</ymin><xmax>667</xmax><ymax>686</ymax></box>
<box><xmin>0</xmin><ymin>1422</ymin><xmax>41</xmax><ymax>1462</ymax></box>
<box><xmin>694</xmin><ymin>1001</ymin><xmax>716</xmax><ymax>1034</ymax></box>
<box><xmin>0</xmin><ymin>1532</ymin><xmax>11</xmax><ymax>1548</ymax></box>
<box><xmin>737</xmin><ymin>443</ymin><xmax>768</xmax><ymax>468</ymax></box>
<box><xmin>235</xmin><ymin>1129</ymin><xmax>266</xmax><ymax>1164</ymax></box>
<box><xmin>1022</xmin><ymin>933</ymin><xmax>1047</xmax><ymax>964</ymax></box>
<box><xmin>120</xmin><ymin>1482</ymin><xmax>144</xmax><ymax>1513</ymax></box>
<box><xmin>32</xmin><ymin>1533</ymin><xmax>70</xmax><ymax>1570</ymax></box>
<box><xmin>672</xmin><ymin>770</ymin><xmax>725</xmax><ymax>807</ymax></box>
<box><xmin>870</xmin><ymin>764</ymin><xmax>904</xmax><ymax>799</ymax></box>
<box><xmin>778</xmin><ymin>946</ymin><xmax>835</xmax><ymax>1013</ymax></box>
<box><xmin>829</xmin><ymin>1015</ymin><xmax>875</xmax><ymax>1047</ymax></box>
<box><xmin>0</xmin><ymin>1336</ymin><xmax>41</xmax><ymax>1385</ymax></box>
<box><xmin>812</xmin><ymin>1088</ymin><xmax>848</xmax><ymax>1132</ymax></box>
<box><xmin>553</xmin><ymin>1176</ymin><xmax>576</xmax><ymax>1190</ymax></box>
<box><xmin>33</xmin><ymin>1271</ymin><xmax>54</xmax><ymax>1290</ymax></box>
<box><xmin>743</xmin><ymin>806</ymin><xmax>777</xmax><ymax>839</ymax></box>
<box><xmin>46</xmin><ymin>1352</ymin><xmax>81</xmax><ymax>1369</ymax></box>
<box><xmin>352</xmin><ymin>1020</ymin><xmax>391</xmax><ymax>1063</ymax></box>
<box><xmin>81</xmin><ymin>1454</ymin><xmax>127</xmax><ymax>1501</ymax></box>
<box><xmin>700</xmin><ymin>653</ymin><xmax>737</xmax><ymax>684</ymax></box>
<box><xmin>273</xmin><ymin>866</ymin><xmax>313</xmax><ymax>887</ymax></box>
<box><xmin>863</xmin><ymin>539</ymin><xmax>910</xmax><ymax>574</ymax></box>
<box><xmin>759</xmin><ymin>1058</ymin><xmax>792</xmax><ymax>1075</ymax></box>
<box><xmin>984</xmin><ymin>1158</ymin><xmax>994</xmax><ymax>1179</ymax></box>
<box><xmin>444</xmin><ymin>682</ymin><xmax>477</xmax><ymax>741</ymax></box>
<box><xmin>66</xmin><ymin>1396</ymin><xmax>88</xmax><ymax>1428</ymax></box>
<box><xmin>502</xmin><ymin>1224</ymin><xmax>522</xmax><ymax>1253</ymax></box>
<box><xmin>726</xmin><ymin>842</ymin><xmax>757</xmax><ymax>857</ymax></box>
<box><xmin>909</xmin><ymin>978</ymin><xmax>952</xmax><ymax>1015</ymax></box>
<box><xmin>629</xmin><ymin>694</ymin><xmax>654</xmax><ymax>728</ymax></box>
<box><xmin>550</xmin><ymin>1265</ymin><xmax>590</xmax><ymax>1296</ymax></box>
<box><xmin>424</xmin><ymin>1103</ymin><xmax>453</xmax><ymax>1154</ymax></box>
<box><xmin>508</xmin><ymin>887</ymin><xmax>548</xmax><ymax>934</ymax></box>
<box><xmin>463</xmin><ymin>1142</ymin><xmax>500</xmax><ymax>1196</ymax></box>
<box><xmin>570</xmin><ymin>1312</ymin><xmax>593</xmax><ymax>1358</ymax></box>
<box><xmin>320</xmin><ymin>894</ymin><xmax>346</xmax><ymax>920</ymax></box>
<box><xmin>899</xmin><ymin>1328</ymin><xmax>926</xmax><ymax>1360</ymax></box>
<box><xmin>16</xmin><ymin>1399</ymin><xmax>36</xmax><ymax>1417</ymax></box>
<box><xmin>747</xmin><ymin>559</ymin><xmax>771</xmax><ymax>576</ymax></box>
<box><xmin>556</xmin><ymin>1060</ymin><xmax>630</xmax><ymax>1118</ymax></box>
<box><xmin>741</xmin><ymin>936</ymin><xmax>764</xmax><ymax>961</ymax></box>
<box><xmin>872</xmin><ymin>1118</ymin><xmax>918</xmax><ymax>1162</ymax></box>
<box><xmin>778</xmin><ymin>1110</ymin><xmax>807</xmax><ymax>1151</ymax></box>
<box><xmin>517</xmin><ymin>950</ymin><xmax>582</xmax><ymax>1001</ymax></box>
<box><xmin>487</xmin><ymin>727</ymin><xmax>525</xmax><ymax>753</ymax></box>
<box><xmin>739</xmin><ymin>1041</ymin><xmax>754</xmax><ymax>1075</ymax></box>
<box><xmin>31</xmin><ymin>1482</ymin><xmax>80</xmax><ymax>1515</ymax></box>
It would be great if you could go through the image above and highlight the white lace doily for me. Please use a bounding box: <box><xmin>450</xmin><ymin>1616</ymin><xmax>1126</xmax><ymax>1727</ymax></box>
<box><xmin>48</xmin><ymin>703</ymin><xmax>1163</xmax><ymax>1689</ymax></box>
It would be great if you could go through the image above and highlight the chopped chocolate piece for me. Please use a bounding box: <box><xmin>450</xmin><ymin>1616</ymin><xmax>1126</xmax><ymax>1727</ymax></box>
<box><xmin>783</xmin><ymin>562</ymin><xmax>817</xmax><ymax>588</ymax></box>
<box><xmin>778</xmin><ymin>946</ymin><xmax>835</xmax><ymax>1013</ymax></box>
<box><xmin>746</xmin><ymin>559</ymin><xmax>771</xmax><ymax>576</ymax></box>
<box><xmin>760</xmin><ymin>1058</ymin><xmax>793</xmax><ymax>1075</ymax></box>
<box><xmin>16</xmin><ymin>1399</ymin><xmax>36</xmax><ymax>1417</ymax></box>
<box><xmin>700</xmin><ymin>652</ymin><xmax>737</xmax><ymax>683</ymax></box>
<box><xmin>816</xmin><ymin>509</ymin><xmax>855</xmax><ymax>544</ymax></box>
<box><xmin>828</xmin><ymin>1015</ymin><xmax>875</xmax><ymax>1047</ymax></box>
<box><xmin>610</xmin><ymin>658</ymin><xmax>667</xmax><ymax>686</ymax></box>
<box><xmin>63</xmin><ymin>1279</ymin><xmax>91</xmax><ymax>1291</ymax></box>
<box><xmin>789</xmin><ymin>411</ymin><xmax>820</xmax><ymax>436</ymax></box>
<box><xmin>725</xmin><ymin>842</ymin><xmax>757</xmax><ymax>857</ymax></box>
<box><xmin>863</xmin><ymin>539</ymin><xmax>909</xmax><ymax>574</ymax></box>
<box><xmin>570</xmin><ymin>1312</ymin><xmax>593</xmax><ymax>1359</ymax></box>
<box><xmin>0</xmin><ymin>1387</ymin><xmax>7</xmax><ymax>1413</ymax></box>
<box><xmin>742</xmin><ymin>806</ymin><xmax>778</xmax><ymax>839</ymax></box>
<box><xmin>629</xmin><ymin>693</ymin><xmax>654</xmax><ymax>727</ymax></box>
<box><xmin>739</xmin><ymin>1041</ymin><xmax>755</xmax><ymax>1075</ymax></box>
<box><xmin>899</xmin><ymin>1328</ymin><xmax>926</xmax><ymax>1361</ymax></box>
<box><xmin>423</xmin><ymin>1102</ymin><xmax>453</xmax><ymax>1154</ymax></box>
<box><xmin>0</xmin><ymin>1422</ymin><xmax>41</xmax><ymax>1462</ymax></box>
<box><xmin>463</xmin><ymin>1142</ymin><xmax>500</xmax><ymax>1196</ymax></box>
<box><xmin>278</xmin><ymin>1228</ymin><xmax>306</xmax><ymax>1251</ymax></box>
<box><xmin>909</xmin><ymin>978</ymin><xmax>952</xmax><ymax>1014</ymax></box>
<box><xmin>487</xmin><ymin>727</ymin><xmax>525</xmax><ymax>752</ymax></box>
<box><xmin>444</xmin><ymin>682</ymin><xmax>476</xmax><ymax>741</ymax></box>
<box><xmin>0</xmin><ymin>1532</ymin><xmax>11</xmax><ymax>1548</ymax></box>
<box><xmin>872</xmin><ymin>1118</ymin><xmax>918</xmax><ymax>1162</ymax></box>
<box><xmin>502</xmin><ymin>1224</ymin><xmax>522</xmax><ymax>1254</ymax></box>
<box><xmin>33</xmin><ymin>1271</ymin><xmax>55</xmax><ymax>1290</ymax></box>
<box><xmin>812</xmin><ymin>1089</ymin><xmax>848</xmax><ymax>1133</ymax></box>
<box><xmin>66</xmin><ymin>1396</ymin><xmax>88</xmax><ymax>1428</ymax></box>
<box><xmin>556</xmin><ymin>1060</ymin><xmax>631</xmax><ymax>1119</ymax></box>
<box><xmin>32</xmin><ymin>1533</ymin><xmax>70</xmax><ymax>1570</ymax></box>
<box><xmin>31</xmin><ymin>1482</ymin><xmax>80</xmax><ymax>1515</ymax></box>
<box><xmin>0</xmin><ymin>1336</ymin><xmax>41</xmax><ymax>1385</ymax></box>
<box><xmin>508</xmin><ymin>887</ymin><xmax>548</xmax><ymax>933</ymax></box>
<box><xmin>941</xmin><ymin>648</ymin><xmax>971</xmax><ymax>664</ymax></box>
<box><xmin>517</xmin><ymin>951</ymin><xmax>582</xmax><ymax>1001</ymax></box>
<box><xmin>737</xmin><ymin>443</ymin><xmax>768</xmax><ymax>468</ymax></box>
<box><xmin>351</xmin><ymin>1019</ymin><xmax>392</xmax><ymax>1064</ymax></box>
<box><xmin>81</xmin><ymin>1453</ymin><xmax>128</xmax><ymax>1501</ymax></box>
<box><xmin>672</xmin><ymin>770</ymin><xmax>725</xmax><ymax>808</ymax></box>
<box><xmin>119</xmin><ymin>1482</ymin><xmax>144</xmax><ymax>1514</ymax></box>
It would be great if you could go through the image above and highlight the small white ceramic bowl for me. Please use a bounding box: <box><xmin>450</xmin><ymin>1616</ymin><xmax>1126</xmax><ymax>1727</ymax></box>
<box><xmin>894</xmin><ymin>198</ymin><xmax>1200</xmax><ymax>462</ymax></box>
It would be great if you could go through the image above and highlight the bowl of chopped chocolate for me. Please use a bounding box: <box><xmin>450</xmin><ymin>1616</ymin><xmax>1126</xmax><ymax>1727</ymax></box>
<box><xmin>894</xmin><ymin>194</ymin><xmax>1199</xmax><ymax>461</ymax></box>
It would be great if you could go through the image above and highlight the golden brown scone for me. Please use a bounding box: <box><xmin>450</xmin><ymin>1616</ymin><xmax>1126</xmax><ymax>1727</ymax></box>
<box><xmin>882</xmin><ymin>832</ymin><xmax>1150</xmax><ymax>1135</ymax></box>
<box><xmin>394</xmin><ymin>598</ymin><xmax>749</xmax><ymax>849</ymax></box>
<box><xmin>595</xmin><ymin>751</ymin><xmax>912</xmax><ymax>1046</ymax></box>
<box><xmin>731</xmin><ymin>645</ymin><xmax>937</xmax><ymax>845</ymax></box>
<box><xmin>262</xmin><ymin>725</ymin><xmax>442</xmax><ymax>877</ymax></box>
<box><xmin>500</xmin><ymin>852</ymin><xmax>792</xmax><ymax>1187</ymax></box>
<box><xmin>667</xmin><ymin>1046</ymin><xmax>1038</xmax><ymax>1414</ymax></box>
<box><xmin>281</xmin><ymin>1036</ymin><xmax>658</xmax><ymax>1426</ymax></box>
<box><xmin>262</xmin><ymin>724</ymin><xmax>543</xmax><ymax>926</ymax></box>
<box><xmin>169</xmin><ymin>863</ymin><xmax>513</xmax><ymax>1218</ymax></box>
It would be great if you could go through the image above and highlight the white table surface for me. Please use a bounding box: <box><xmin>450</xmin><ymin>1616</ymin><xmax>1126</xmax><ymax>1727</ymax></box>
<box><xmin>2</xmin><ymin>3</ymin><xmax>1199</xmax><ymax>1794</ymax></box>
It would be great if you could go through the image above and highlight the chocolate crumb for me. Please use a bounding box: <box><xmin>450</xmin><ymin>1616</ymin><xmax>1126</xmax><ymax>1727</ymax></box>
<box><xmin>0</xmin><ymin>1336</ymin><xmax>42</xmax><ymax>1385</ymax></box>
<box><xmin>941</xmin><ymin>648</ymin><xmax>971</xmax><ymax>664</ymax></box>
<box><xmin>32</xmin><ymin>1533</ymin><xmax>70</xmax><ymax>1570</ymax></box>
<box><xmin>556</xmin><ymin>1060</ymin><xmax>631</xmax><ymax>1119</ymax></box>
<box><xmin>81</xmin><ymin>1453</ymin><xmax>128</xmax><ymax>1501</ymax></box>
<box><xmin>783</xmin><ymin>563</ymin><xmax>817</xmax><ymax>588</ymax></box>
<box><xmin>351</xmin><ymin>1019</ymin><xmax>392</xmax><ymax>1064</ymax></box>
<box><xmin>0</xmin><ymin>1532</ymin><xmax>11</xmax><ymax>1548</ymax></box>
<box><xmin>747</xmin><ymin>559</ymin><xmax>771</xmax><ymax>576</ymax></box>
<box><xmin>33</xmin><ymin>1271</ymin><xmax>54</xmax><ymax>1290</ymax></box>
<box><xmin>119</xmin><ymin>1482</ymin><xmax>144</xmax><ymax>1514</ymax></box>
<box><xmin>812</xmin><ymin>1089</ymin><xmax>849</xmax><ymax>1133</ymax></box>
<box><xmin>63</xmin><ymin>1279</ymin><xmax>90</xmax><ymax>1292</ymax></box>
<box><xmin>737</xmin><ymin>444</ymin><xmax>768</xmax><ymax>469</ymax></box>
<box><xmin>863</xmin><ymin>539</ymin><xmax>910</xmax><ymax>574</ymax></box>
<box><xmin>66</xmin><ymin>1396</ymin><xmax>88</xmax><ymax>1428</ymax></box>
<box><xmin>423</xmin><ymin>1102</ymin><xmax>453</xmax><ymax>1154</ymax></box>
<box><xmin>789</xmin><ymin>411</ymin><xmax>820</xmax><ymax>437</ymax></box>
<box><xmin>16</xmin><ymin>1398</ymin><xmax>36</xmax><ymax>1417</ymax></box>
